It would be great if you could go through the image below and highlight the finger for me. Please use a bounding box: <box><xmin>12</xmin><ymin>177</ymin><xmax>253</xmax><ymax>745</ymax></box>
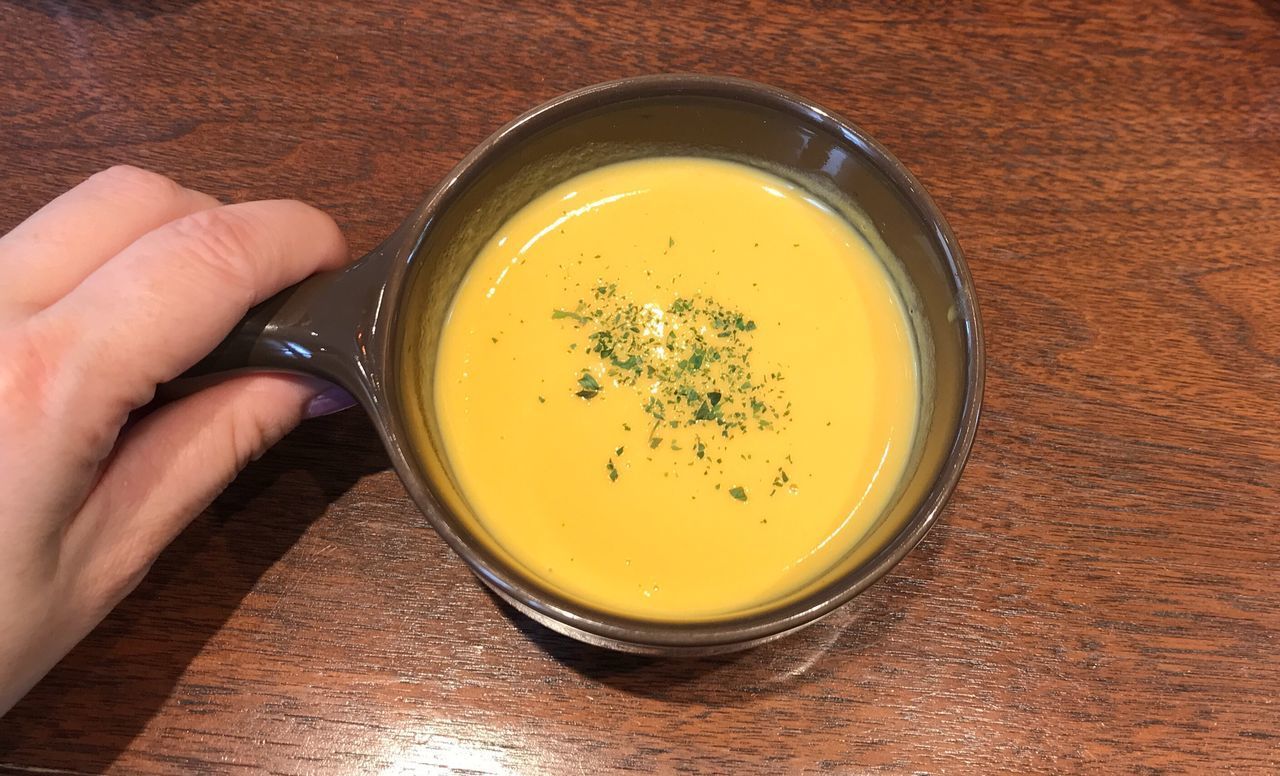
<box><xmin>41</xmin><ymin>199</ymin><xmax>348</xmax><ymax>436</ymax></box>
<box><xmin>0</xmin><ymin>165</ymin><xmax>220</xmax><ymax>315</ymax></box>
<box><xmin>65</xmin><ymin>373</ymin><xmax>328</xmax><ymax>616</ymax></box>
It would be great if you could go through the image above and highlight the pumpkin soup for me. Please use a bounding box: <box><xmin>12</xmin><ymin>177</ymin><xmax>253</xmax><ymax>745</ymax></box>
<box><xmin>434</xmin><ymin>157</ymin><xmax>918</xmax><ymax>620</ymax></box>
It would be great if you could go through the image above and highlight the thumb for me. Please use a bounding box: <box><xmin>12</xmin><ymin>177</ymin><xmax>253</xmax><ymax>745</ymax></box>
<box><xmin>67</xmin><ymin>373</ymin><xmax>348</xmax><ymax>614</ymax></box>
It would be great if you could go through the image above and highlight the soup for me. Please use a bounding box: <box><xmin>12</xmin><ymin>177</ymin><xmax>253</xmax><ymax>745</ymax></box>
<box><xmin>434</xmin><ymin>157</ymin><xmax>919</xmax><ymax>620</ymax></box>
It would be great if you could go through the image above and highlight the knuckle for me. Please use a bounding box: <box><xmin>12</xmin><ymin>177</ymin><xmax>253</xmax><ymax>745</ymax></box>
<box><xmin>0</xmin><ymin>322</ymin><xmax>60</xmax><ymax>420</ymax></box>
<box><xmin>227</xmin><ymin>406</ymin><xmax>284</xmax><ymax>473</ymax></box>
<box><xmin>0</xmin><ymin>317</ymin><xmax>137</xmax><ymax>461</ymax></box>
<box><xmin>90</xmin><ymin>164</ymin><xmax>182</xmax><ymax>203</ymax></box>
<box><xmin>168</xmin><ymin>208</ymin><xmax>261</xmax><ymax>303</ymax></box>
<box><xmin>82</xmin><ymin>543</ymin><xmax>154</xmax><ymax>618</ymax></box>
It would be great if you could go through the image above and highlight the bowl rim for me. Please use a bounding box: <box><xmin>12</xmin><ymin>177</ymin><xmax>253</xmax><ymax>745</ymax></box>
<box><xmin>378</xmin><ymin>73</ymin><xmax>985</xmax><ymax>651</ymax></box>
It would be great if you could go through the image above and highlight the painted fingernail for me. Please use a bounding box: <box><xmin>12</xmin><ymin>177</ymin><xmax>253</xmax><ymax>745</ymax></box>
<box><xmin>304</xmin><ymin>386</ymin><xmax>357</xmax><ymax>419</ymax></box>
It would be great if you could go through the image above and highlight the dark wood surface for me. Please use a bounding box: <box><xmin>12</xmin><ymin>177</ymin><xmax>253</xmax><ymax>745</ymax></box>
<box><xmin>2</xmin><ymin>0</ymin><xmax>1278</xmax><ymax>772</ymax></box>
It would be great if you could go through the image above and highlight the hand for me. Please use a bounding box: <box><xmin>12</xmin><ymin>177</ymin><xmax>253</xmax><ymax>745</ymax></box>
<box><xmin>0</xmin><ymin>166</ymin><xmax>352</xmax><ymax>714</ymax></box>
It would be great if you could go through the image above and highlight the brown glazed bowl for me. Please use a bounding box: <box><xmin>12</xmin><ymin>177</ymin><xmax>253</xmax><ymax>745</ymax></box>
<box><xmin>191</xmin><ymin>74</ymin><xmax>984</xmax><ymax>655</ymax></box>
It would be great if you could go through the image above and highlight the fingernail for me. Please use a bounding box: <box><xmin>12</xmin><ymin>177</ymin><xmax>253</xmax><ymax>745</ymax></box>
<box><xmin>304</xmin><ymin>386</ymin><xmax>357</xmax><ymax>419</ymax></box>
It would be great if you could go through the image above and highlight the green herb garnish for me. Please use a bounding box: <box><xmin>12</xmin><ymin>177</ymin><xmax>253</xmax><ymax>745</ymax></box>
<box><xmin>552</xmin><ymin>308</ymin><xmax>589</xmax><ymax>324</ymax></box>
<box><xmin>576</xmin><ymin>372</ymin><xmax>601</xmax><ymax>399</ymax></box>
<box><xmin>551</xmin><ymin>284</ymin><xmax>790</xmax><ymax>495</ymax></box>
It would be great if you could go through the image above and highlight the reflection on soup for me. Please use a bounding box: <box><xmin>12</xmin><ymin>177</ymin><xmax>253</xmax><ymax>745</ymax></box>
<box><xmin>434</xmin><ymin>157</ymin><xmax>919</xmax><ymax>620</ymax></box>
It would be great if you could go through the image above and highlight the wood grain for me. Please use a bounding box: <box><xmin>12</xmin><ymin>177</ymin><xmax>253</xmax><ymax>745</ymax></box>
<box><xmin>1</xmin><ymin>0</ymin><xmax>1278</xmax><ymax>772</ymax></box>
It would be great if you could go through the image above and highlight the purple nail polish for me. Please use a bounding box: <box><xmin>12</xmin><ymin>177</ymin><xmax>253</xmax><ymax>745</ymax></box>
<box><xmin>304</xmin><ymin>386</ymin><xmax>357</xmax><ymax>419</ymax></box>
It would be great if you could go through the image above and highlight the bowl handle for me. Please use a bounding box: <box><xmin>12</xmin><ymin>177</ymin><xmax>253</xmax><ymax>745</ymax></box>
<box><xmin>179</xmin><ymin>239</ymin><xmax>397</xmax><ymax>403</ymax></box>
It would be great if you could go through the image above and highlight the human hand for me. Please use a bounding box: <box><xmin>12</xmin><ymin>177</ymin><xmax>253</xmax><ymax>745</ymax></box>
<box><xmin>0</xmin><ymin>166</ymin><xmax>351</xmax><ymax>714</ymax></box>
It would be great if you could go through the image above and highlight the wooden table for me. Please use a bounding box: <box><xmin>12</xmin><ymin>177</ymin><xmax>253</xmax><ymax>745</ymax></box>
<box><xmin>2</xmin><ymin>1</ymin><xmax>1277</xmax><ymax>772</ymax></box>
